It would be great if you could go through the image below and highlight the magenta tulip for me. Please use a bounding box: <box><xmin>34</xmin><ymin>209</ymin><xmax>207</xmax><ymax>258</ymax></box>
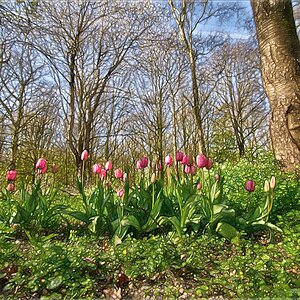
<box><xmin>184</xmin><ymin>164</ymin><xmax>191</xmax><ymax>174</ymax></box>
<box><xmin>140</xmin><ymin>156</ymin><xmax>149</xmax><ymax>168</ymax></box>
<box><xmin>181</xmin><ymin>155</ymin><xmax>190</xmax><ymax>165</ymax></box>
<box><xmin>136</xmin><ymin>160</ymin><xmax>143</xmax><ymax>169</ymax></box>
<box><xmin>165</xmin><ymin>155</ymin><xmax>173</xmax><ymax>166</ymax></box>
<box><xmin>196</xmin><ymin>154</ymin><xmax>208</xmax><ymax>168</ymax></box>
<box><xmin>7</xmin><ymin>182</ymin><xmax>15</xmax><ymax>192</ymax></box>
<box><xmin>92</xmin><ymin>164</ymin><xmax>101</xmax><ymax>175</ymax></box>
<box><xmin>175</xmin><ymin>151</ymin><xmax>184</xmax><ymax>162</ymax></box>
<box><xmin>191</xmin><ymin>165</ymin><xmax>196</xmax><ymax>175</ymax></box>
<box><xmin>105</xmin><ymin>161</ymin><xmax>113</xmax><ymax>171</ymax></box>
<box><xmin>244</xmin><ymin>180</ymin><xmax>255</xmax><ymax>192</ymax></box>
<box><xmin>99</xmin><ymin>169</ymin><xmax>107</xmax><ymax>179</ymax></box>
<box><xmin>81</xmin><ymin>150</ymin><xmax>89</xmax><ymax>161</ymax></box>
<box><xmin>36</xmin><ymin>158</ymin><xmax>47</xmax><ymax>170</ymax></box>
<box><xmin>115</xmin><ymin>169</ymin><xmax>123</xmax><ymax>179</ymax></box>
<box><xmin>117</xmin><ymin>189</ymin><xmax>125</xmax><ymax>197</ymax></box>
<box><xmin>206</xmin><ymin>158</ymin><xmax>213</xmax><ymax>170</ymax></box>
<box><xmin>6</xmin><ymin>170</ymin><xmax>17</xmax><ymax>181</ymax></box>
<box><xmin>196</xmin><ymin>182</ymin><xmax>202</xmax><ymax>190</ymax></box>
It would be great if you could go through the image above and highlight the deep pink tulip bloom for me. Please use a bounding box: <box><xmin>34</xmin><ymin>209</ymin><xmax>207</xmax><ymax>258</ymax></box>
<box><xmin>196</xmin><ymin>182</ymin><xmax>202</xmax><ymax>190</ymax></box>
<box><xmin>36</xmin><ymin>158</ymin><xmax>47</xmax><ymax>170</ymax></box>
<box><xmin>181</xmin><ymin>155</ymin><xmax>190</xmax><ymax>165</ymax></box>
<box><xmin>92</xmin><ymin>164</ymin><xmax>101</xmax><ymax>174</ymax></box>
<box><xmin>206</xmin><ymin>158</ymin><xmax>213</xmax><ymax>170</ymax></box>
<box><xmin>184</xmin><ymin>164</ymin><xmax>191</xmax><ymax>174</ymax></box>
<box><xmin>140</xmin><ymin>156</ymin><xmax>149</xmax><ymax>168</ymax></box>
<box><xmin>196</xmin><ymin>154</ymin><xmax>208</xmax><ymax>168</ymax></box>
<box><xmin>115</xmin><ymin>169</ymin><xmax>123</xmax><ymax>179</ymax></box>
<box><xmin>81</xmin><ymin>150</ymin><xmax>89</xmax><ymax>161</ymax></box>
<box><xmin>165</xmin><ymin>155</ymin><xmax>173</xmax><ymax>166</ymax></box>
<box><xmin>99</xmin><ymin>169</ymin><xmax>107</xmax><ymax>179</ymax></box>
<box><xmin>36</xmin><ymin>158</ymin><xmax>47</xmax><ymax>174</ymax></box>
<box><xmin>6</xmin><ymin>170</ymin><xmax>17</xmax><ymax>181</ymax></box>
<box><xmin>191</xmin><ymin>165</ymin><xmax>196</xmax><ymax>175</ymax></box>
<box><xmin>38</xmin><ymin>165</ymin><xmax>47</xmax><ymax>174</ymax></box>
<box><xmin>105</xmin><ymin>161</ymin><xmax>113</xmax><ymax>171</ymax></box>
<box><xmin>7</xmin><ymin>182</ymin><xmax>15</xmax><ymax>192</ymax></box>
<box><xmin>175</xmin><ymin>151</ymin><xmax>184</xmax><ymax>162</ymax></box>
<box><xmin>244</xmin><ymin>180</ymin><xmax>255</xmax><ymax>192</ymax></box>
<box><xmin>117</xmin><ymin>189</ymin><xmax>125</xmax><ymax>197</ymax></box>
<box><xmin>136</xmin><ymin>160</ymin><xmax>143</xmax><ymax>169</ymax></box>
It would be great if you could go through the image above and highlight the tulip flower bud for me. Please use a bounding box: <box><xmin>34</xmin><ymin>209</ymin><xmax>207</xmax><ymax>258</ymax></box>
<box><xmin>196</xmin><ymin>182</ymin><xmax>202</xmax><ymax>190</ymax></box>
<box><xmin>117</xmin><ymin>189</ymin><xmax>125</xmax><ymax>197</ymax></box>
<box><xmin>136</xmin><ymin>160</ymin><xmax>143</xmax><ymax>169</ymax></box>
<box><xmin>115</xmin><ymin>169</ymin><xmax>123</xmax><ymax>179</ymax></box>
<box><xmin>6</xmin><ymin>170</ymin><xmax>17</xmax><ymax>181</ymax></box>
<box><xmin>81</xmin><ymin>150</ymin><xmax>89</xmax><ymax>161</ymax></box>
<box><xmin>214</xmin><ymin>174</ymin><xmax>220</xmax><ymax>181</ymax></box>
<box><xmin>140</xmin><ymin>156</ymin><xmax>149</xmax><ymax>168</ymax></box>
<box><xmin>105</xmin><ymin>161</ymin><xmax>113</xmax><ymax>171</ymax></box>
<box><xmin>99</xmin><ymin>169</ymin><xmax>107</xmax><ymax>179</ymax></box>
<box><xmin>264</xmin><ymin>180</ymin><xmax>270</xmax><ymax>192</ymax></box>
<box><xmin>92</xmin><ymin>164</ymin><xmax>101</xmax><ymax>175</ymax></box>
<box><xmin>196</xmin><ymin>154</ymin><xmax>208</xmax><ymax>168</ymax></box>
<box><xmin>191</xmin><ymin>165</ymin><xmax>196</xmax><ymax>175</ymax></box>
<box><xmin>123</xmin><ymin>173</ymin><xmax>128</xmax><ymax>182</ymax></box>
<box><xmin>206</xmin><ymin>158</ymin><xmax>213</xmax><ymax>170</ymax></box>
<box><xmin>165</xmin><ymin>155</ymin><xmax>173</xmax><ymax>166</ymax></box>
<box><xmin>270</xmin><ymin>176</ymin><xmax>276</xmax><ymax>189</ymax></box>
<box><xmin>36</xmin><ymin>158</ymin><xmax>47</xmax><ymax>174</ymax></box>
<box><xmin>181</xmin><ymin>155</ymin><xmax>190</xmax><ymax>165</ymax></box>
<box><xmin>175</xmin><ymin>151</ymin><xmax>184</xmax><ymax>162</ymax></box>
<box><xmin>7</xmin><ymin>182</ymin><xmax>15</xmax><ymax>192</ymax></box>
<box><xmin>184</xmin><ymin>164</ymin><xmax>191</xmax><ymax>174</ymax></box>
<box><xmin>244</xmin><ymin>180</ymin><xmax>255</xmax><ymax>192</ymax></box>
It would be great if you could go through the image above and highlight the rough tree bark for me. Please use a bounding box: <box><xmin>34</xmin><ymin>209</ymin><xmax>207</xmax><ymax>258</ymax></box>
<box><xmin>251</xmin><ymin>0</ymin><xmax>300</xmax><ymax>172</ymax></box>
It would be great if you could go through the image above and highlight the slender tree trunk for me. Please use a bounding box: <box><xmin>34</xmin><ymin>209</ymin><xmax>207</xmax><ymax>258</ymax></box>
<box><xmin>251</xmin><ymin>0</ymin><xmax>300</xmax><ymax>172</ymax></box>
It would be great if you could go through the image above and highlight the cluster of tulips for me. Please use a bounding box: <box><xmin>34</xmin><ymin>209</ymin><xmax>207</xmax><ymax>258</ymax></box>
<box><xmin>5</xmin><ymin>148</ymin><xmax>266</xmax><ymax>197</ymax></box>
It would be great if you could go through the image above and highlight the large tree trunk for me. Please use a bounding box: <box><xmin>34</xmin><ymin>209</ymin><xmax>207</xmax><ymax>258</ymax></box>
<box><xmin>251</xmin><ymin>0</ymin><xmax>300</xmax><ymax>172</ymax></box>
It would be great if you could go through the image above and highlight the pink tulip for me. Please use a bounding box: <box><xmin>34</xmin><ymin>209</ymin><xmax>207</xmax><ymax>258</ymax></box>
<box><xmin>206</xmin><ymin>158</ymin><xmax>213</xmax><ymax>170</ymax></box>
<box><xmin>6</xmin><ymin>170</ymin><xmax>17</xmax><ymax>181</ymax></box>
<box><xmin>175</xmin><ymin>151</ymin><xmax>184</xmax><ymax>162</ymax></box>
<box><xmin>36</xmin><ymin>158</ymin><xmax>47</xmax><ymax>174</ymax></box>
<box><xmin>184</xmin><ymin>164</ymin><xmax>191</xmax><ymax>174</ymax></box>
<box><xmin>38</xmin><ymin>166</ymin><xmax>47</xmax><ymax>174</ymax></box>
<box><xmin>165</xmin><ymin>155</ymin><xmax>173</xmax><ymax>166</ymax></box>
<box><xmin>136</xmin><ymin>160</ymin><xmax>143</xmax><ymax>169</ymax></box>
<box><xmin>115</xmin><ymin>169</ymin><xmax>123</xmax><ymax>179</ymax></box>
<box><xmin>117</xmin><ymin>189</ymin><xmax>125</xmax><ymax>197</ymax></box>
<box><xmin>99</xmin><ymin>169</ymin><xmax>107</xmax><ymax>179</ymax></box>
<box><xmin>92</xmin><ymin>164</ymin><xmax>101</xmax><ymax>175</ymax></box>
<box><xmin>7</xmin><ymin>183</ymin><xmax>15</xmax><ymax>192</ymax></box>
<box><xmin>36</xmin><ymin>158</ymin><xmax>47</xmax><ymax>170</ymax></box>
<box><xmin>191</xmin><ymin>165</ymin><xmax>196</xmax><ymax>175</ymax></box>
<box><xmin>81</xmin><ymin>150</ymin><xmax>89</xmax><ymax>161</ymax></box>
<box><xmin>196</xmin><ymin>154</ymin><xmax>208</xmax><ymax>168</ymax></box>
<box><xmin>105</xmin><ymin>161</ymin><xmax>113</xmax><ymax>171</ymax></box>
<box><xmin>196</xmin><ymin>182</ymin><xmax>202</xmax><ymax>190</ymax></box>
<box><xmin>140</xmin><ymin>156</ymin><xmax>149</xmax><ymax>168</ymax></box>
<box><xmin>214</xmin><ymin>174</ymin><xmax>220</xmax><ymax>181</ymax></box>
<box><xmin>244</xmin><ymin>180</ymin><xmax>255</xmax><ymax>192</ymax></box>
<box><xmin>181</xmin><ymin>155</ymin><xmax>190</xmax><ymax>165</ymax></box>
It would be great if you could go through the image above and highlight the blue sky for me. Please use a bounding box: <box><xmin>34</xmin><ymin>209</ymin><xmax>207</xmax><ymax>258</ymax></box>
<box><xmin>202</xmin><ymin>0</ymin><xmax>253</xmax><ymax>40</ymax></box>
